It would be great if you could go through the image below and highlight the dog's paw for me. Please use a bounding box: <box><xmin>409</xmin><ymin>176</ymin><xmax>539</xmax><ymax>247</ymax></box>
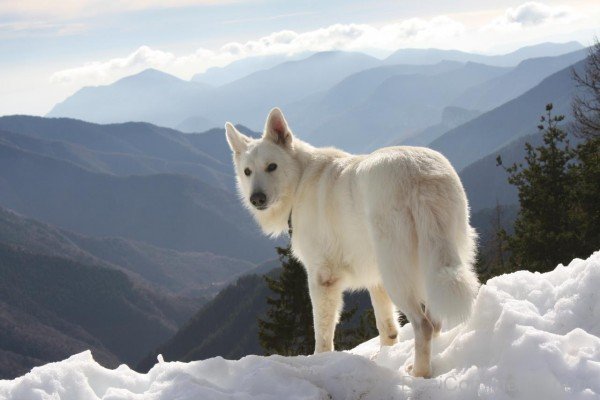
<box><xmin>379</xmin><ymin>320</ymin><xmax>399</xmax><ymax>346</ymax></box>
<box><xmin>406</xmin><ymin>363</ymin><xmax>431</xmax><ymax>378</ymax></box>
<box><xmin>380</xmin><ymin>332</ymin><xmax>398</xmax><ymax>347</ymax></box>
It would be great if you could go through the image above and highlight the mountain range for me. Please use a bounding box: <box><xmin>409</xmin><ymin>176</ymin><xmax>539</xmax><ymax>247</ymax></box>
<box><xmin>0</xmin><ymin>141</ymin><xmax>270</xmax><ymax>261</ymax></box>
<box><xmin>0</xmin><ymin>206</ymin><xmax>258</xmax><ymax>297</ymax></box>
<box><xmin>0</xmin><ymin>115</ymin><xmax>252</xmax><ymax>190</ymax></box>
<box><xmin>0</xmin><ymin>116</ymin><xmax>276</xmax><ymax>262</ymax></box>
<box><xmin>383</xmin><ymin>41</ymin><xmax>583</xmax><ymax>66</ymax></box>
<box><xmin>292</xmin><ymin>61</ymin><xmax>510</xmax><ymax>152</ymax></box>
<box><xmin>430</xmin><ymin>58</ymin><xmax>586</xmax><ymax>171</ymax></box>
<box><xmin>50</xmin><ymin>69</ymin><xmax>216</xmax><ymax>130</ymax></box>
<box><xmin>49</xmin><ymin>51</ymin><xmax>381</xmax><ymax>132</ymax></box>
<box><xmin>0</xmin><ymin>199</ymin><xmax>282</xmax><ymax>378</ymax></box>
<box><xmin>287</xmin><ymin>47</ymin><xmax>586</xmax><ymax>153</ymax></box>
<box><xmin>0</xmin><ymin>111</ymin><xmax>291</xmax><ymax>377</ymax></box>
<box><xmin>452</xmin><ymin>48</ymin><xmax>588</xmax><ymax>112</ymax></box>
<box><xmin>191</xmin><ymin>52</ymin><xmax>313</xmax><ymax>86</ymax></box>
<box><xmin>0</xmin><ymin>238</ymin><xmax>200</xmax><ymax>379</ymax></box>
<box><xmin>47</xmin><ymin>42</ymin><xmax>585</xmax><ymax>140</ymax></box>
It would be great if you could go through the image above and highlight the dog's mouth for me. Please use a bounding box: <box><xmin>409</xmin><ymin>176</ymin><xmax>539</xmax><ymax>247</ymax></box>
<box><xmin>253</xmin><ymin>197</ymin><xmax>280</xmax><ymax>211</ymax></box>
<box><xmin>250</xmin><ymin>194</ymin><xmax>281</xmax><ymax>212</ymax></box>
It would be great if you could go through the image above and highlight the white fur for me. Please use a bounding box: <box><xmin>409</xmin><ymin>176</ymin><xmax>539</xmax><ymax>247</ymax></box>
<box><xmin>225</xmin><ymin>108</ymin><xmax>480</xmax><ymax>378</ymax></box>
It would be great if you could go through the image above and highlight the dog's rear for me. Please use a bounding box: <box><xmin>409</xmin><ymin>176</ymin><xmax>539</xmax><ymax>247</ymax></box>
<box><xmin>362</xmin><ymin>147</ymin><xmax>479</xmax><ymax>324</ymax></box>
<box><xmin>359</xmin><ymin>147</ymin><xmax>479</xmax><ymax>376</ymax></box>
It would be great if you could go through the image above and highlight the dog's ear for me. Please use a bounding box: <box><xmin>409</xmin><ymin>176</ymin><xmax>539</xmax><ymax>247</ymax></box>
<box><xmin>225</xmin><ymin>122</ymin><xmax>250</xmax><ymax>154</ymax></box>
<box><xmin>263</xmin><ymin>108</ymin><xmax>293</xmax><ymax>148</ymax></box>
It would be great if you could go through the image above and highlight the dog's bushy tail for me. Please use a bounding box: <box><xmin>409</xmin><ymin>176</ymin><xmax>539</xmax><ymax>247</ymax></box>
<box><xmin>419</xmin><ymin>220</ymin><xmax>480</xmax><ymax>327</ymax></box>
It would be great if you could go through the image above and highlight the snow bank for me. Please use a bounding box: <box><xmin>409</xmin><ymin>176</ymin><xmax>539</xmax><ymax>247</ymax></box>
<box><xmin>2</xmin><ymin>252</ymin><xmax>600</xmax><ymax>400</ymax></box>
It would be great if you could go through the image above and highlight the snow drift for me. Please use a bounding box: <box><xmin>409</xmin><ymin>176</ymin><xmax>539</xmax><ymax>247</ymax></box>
<box><xmin>2</xmin><ymin>252</ymin><xmax>600</xmax><ymax>400</ymax></box>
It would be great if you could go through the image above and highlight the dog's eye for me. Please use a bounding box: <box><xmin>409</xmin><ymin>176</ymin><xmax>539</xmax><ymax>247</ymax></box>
<box><xmin>267</xmin><ymin>163</ymin><xmax>277</xmax><ymax>172</ymax></box>
<box><xmin>244</xmin><ymin>168</ymin><xmax>252</xmax><ymax>176</ymax></box>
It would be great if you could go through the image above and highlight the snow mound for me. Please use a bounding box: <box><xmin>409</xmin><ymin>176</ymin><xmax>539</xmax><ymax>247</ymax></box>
<box><xmin>2</xmin><ymin>252</ymin><xmax>600</xmax><ymax>400</ymax></box>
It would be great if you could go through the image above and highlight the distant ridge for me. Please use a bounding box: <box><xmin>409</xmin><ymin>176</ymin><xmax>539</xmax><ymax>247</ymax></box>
<box><xmin>293</xmin><ymin>62</ymin><xmax>510</xmax><ymax>152</ymax></box>
<box><xmin>0</xmin><ymin>115</ymin><xmax>247</xmax><ymax>190</ymax></box>
<box><xmin>48</xmin><ymin>68</ymin><xmax>215</xmax><ymax>129</ymax></box>
<box><xmin>45</xmin><ymin>42</ymin><xmax>585</xmax><ymax>134</ymax></box>
<box><xmin>0</xmin><ymin>116</ymin><xmax>275</xmax><ymax>262</ymax></box>
<box><xmin>384</xmin><ymin>41</ymin><xmax>583</xmax><ymax>66</ymax></box>
<box><xmin>452</xmin><ymin>48</ymin><xmax>588</xmax><ymax>111</ymax></box>
<box><xmin>46</xmin><ymin>50</ymin><xmax>380</xmax><ymax>130</ymax></box>
<box><xmin>429</xmin><ymin>58</ymin><xmax>586</xmax><ymax>171</ymax></box>
<box><xmin>0</xmin><ymin>205</ymin><xmax>256</xmax><ymax>297</ymax></box>
<box><xmin>192</xmin><ymin>52</ymin><xmax>313</xmax><ymax>86</ymax></box>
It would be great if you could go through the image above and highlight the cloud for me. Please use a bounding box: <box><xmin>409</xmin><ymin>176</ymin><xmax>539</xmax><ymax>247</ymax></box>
<box><xmin>223</xmin><ymin>16</ymin><xmax>465</xmax><ymax>56</ymax></box>
<box><xmin>50</xmin><ymin>16</ymin><xmax>466</xmax><ymax>87</ymax></box>
<box><xmin>51</xmin><ymin>46</ymin><xmax>175</xmax><ymax>84</ymax></box>
<box><xmin>486</xmin><ymin>2</ymin><xmax>577</xmax><ymax>30</ymax></box>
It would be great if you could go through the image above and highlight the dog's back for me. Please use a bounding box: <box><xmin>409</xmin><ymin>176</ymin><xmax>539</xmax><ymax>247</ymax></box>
<box><xmin>291</xmin><ymin>145</ymin><xmax>478</xmax><ymax>321</ymax></box>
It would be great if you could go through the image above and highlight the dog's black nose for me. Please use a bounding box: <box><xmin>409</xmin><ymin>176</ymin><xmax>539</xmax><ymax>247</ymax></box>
<box><xmin>250</xmin><ymin>192</ymin><xmax>267</xmax><ymax>208</ymax></box>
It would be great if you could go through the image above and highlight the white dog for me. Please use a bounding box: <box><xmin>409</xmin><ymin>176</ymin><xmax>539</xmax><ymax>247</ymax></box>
<box><xmin>225</xmin><ymin>108</ymin><xmax>479</xmax><ymax>378</ymax></box>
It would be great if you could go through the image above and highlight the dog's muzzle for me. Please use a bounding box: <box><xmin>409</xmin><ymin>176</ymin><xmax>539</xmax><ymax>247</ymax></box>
<box><xmin>250</xmin><ymin>192</ymin><xmax>268</xmax><ymax>210</ymax></box>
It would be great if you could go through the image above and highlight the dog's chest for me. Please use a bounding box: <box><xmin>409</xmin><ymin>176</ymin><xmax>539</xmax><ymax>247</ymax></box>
<box><xmin>290</xmin><ymin>210</ymin><xmax>377</xmax><ymax>285</ymax></box>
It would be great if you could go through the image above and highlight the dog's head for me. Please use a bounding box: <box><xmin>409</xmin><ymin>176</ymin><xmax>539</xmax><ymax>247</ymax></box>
<box><xmin>225</xmin><ymin>108</ymin><xmax>301</xmax><ymax>235</ymax></box>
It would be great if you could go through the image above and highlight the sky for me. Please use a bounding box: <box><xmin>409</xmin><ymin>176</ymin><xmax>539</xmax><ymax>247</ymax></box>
<box><xmin>0</xmin><ymin>0</ymin><xmax>599</xmax><ymax>116</ymax></box>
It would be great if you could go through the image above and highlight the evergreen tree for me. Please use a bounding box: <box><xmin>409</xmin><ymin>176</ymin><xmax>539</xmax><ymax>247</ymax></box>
<box><xmin>497</xmin><ymin>104</ymin><xmax>579</xmax><ymax>272</ymax></box>
<box><xmin>258</xmin><ymin>246</ymin><xmax>315</xmax><ymax>356</ymax></box>
<box><xmin>570</xmin><ymin>136</ymin><xmax>600</xmax><ymax>256</ymax></box>
<box><xmin>570</xmin><ymin>39</ymin><xmax>600</xmax><ymax>254</ymax></box>
<box><xmin>334</xmin><ymin>306</ymin><xmax>379</xmax><ymax>351</ymax></box>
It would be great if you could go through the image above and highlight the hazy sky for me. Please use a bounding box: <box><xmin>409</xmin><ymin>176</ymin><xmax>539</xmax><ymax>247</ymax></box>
<box><xmin>1</xmin><ymin>0</ymin><xmax>599</xmax><ymax>116</ymax></box>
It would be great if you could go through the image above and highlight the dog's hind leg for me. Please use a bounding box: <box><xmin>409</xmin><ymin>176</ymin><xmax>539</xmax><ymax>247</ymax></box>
<box><xmin>426</xmin><ymin>308</ymin><xmax>442</xmax><ymax>337</ymax></box>
<box><xmin>367</xmin><ymin>207</ymin><xmax>433</xmax><ymax>377</ymax></box>
<box><xmin>368</xmin><ymin>285</ymin><xmax>399</xmax><ymax>346</ymax></box>
<box><xmin>376</xmin><ymin>266</ymin><xmax>433</xmax><ymax>377</ymax></box>
<box><xmin>377</xmin><ymin>260</ymin><xmax>433</xmax><ymax>377</ymax></box>
<box><xmin>402</xmin><ymin>302</ymin><xmax>434</xmax><ymax>378</ymax></box>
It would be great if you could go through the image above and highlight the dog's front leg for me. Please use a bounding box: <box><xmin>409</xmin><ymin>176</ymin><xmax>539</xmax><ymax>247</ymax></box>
<box><xmin>307</xmin><ymin>269</ymin><xmax>343</xmax><ymax>353</ymax></box>
<box><xmin>368</xmin><ymin>285</ymin><xmax>399</xmax><ymax>346</ymax></box>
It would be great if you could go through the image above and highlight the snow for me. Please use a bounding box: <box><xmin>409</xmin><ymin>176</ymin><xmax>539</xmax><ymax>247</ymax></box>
<box><xmin>2</xmin><ymin>252</ymin><xmax>600</xmax><ymax>400</ymax></box>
